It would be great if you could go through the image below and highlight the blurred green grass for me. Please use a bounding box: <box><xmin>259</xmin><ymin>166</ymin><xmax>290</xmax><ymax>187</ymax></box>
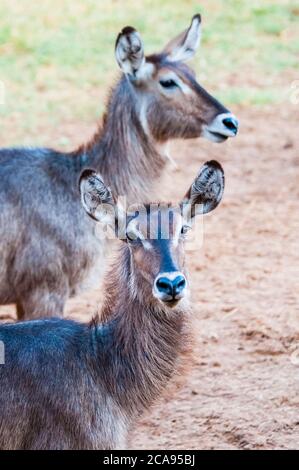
<box><xmin>0</xmin><ymin>0</ymin><xmax>298</xmax><ymax>139</ymax></box>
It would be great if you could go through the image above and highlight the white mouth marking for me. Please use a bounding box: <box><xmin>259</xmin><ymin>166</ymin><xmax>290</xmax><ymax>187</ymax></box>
<box><xmin>203</xmin><ymin>112</ymin><xmax>238</xmax><ymax>142</ymax></box>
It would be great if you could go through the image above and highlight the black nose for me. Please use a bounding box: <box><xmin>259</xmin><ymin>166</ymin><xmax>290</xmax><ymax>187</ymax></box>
<box><xmin>155</xmin><ymin>275</ymin><xmax>186</xmax><ymax>299</ymax></box>
<box><xmin>222</xmin><ymin>116</ymin><xmax>238</xmax><ymax>135</ymax></box>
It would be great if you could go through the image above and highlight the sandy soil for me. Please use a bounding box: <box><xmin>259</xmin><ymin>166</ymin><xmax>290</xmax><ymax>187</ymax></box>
<box><xmin>1</xmin><ymin>105</ymin><xmax>299</xmax><ymax>449</ymax></box>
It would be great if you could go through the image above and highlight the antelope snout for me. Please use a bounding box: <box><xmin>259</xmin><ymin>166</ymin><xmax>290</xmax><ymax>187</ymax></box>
<box><xmin>154</xmin><ymin>273</ymin><xmax>187</xmax><ymax>305</ymax></box>
<box><xmin>222</xmin><ymin>115</ymin><xmax>238</xmax><ymax>135</ymax></box>
<box><xmin>203</xmin><ymin>112</ymin><xmax>239</xmax><ymax>143</ymax></box>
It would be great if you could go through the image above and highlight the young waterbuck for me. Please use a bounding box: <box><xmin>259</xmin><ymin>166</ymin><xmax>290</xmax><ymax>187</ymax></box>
<box><xmin>0</xmin><ymin>14</ymin><xmax>237</xmax><ymax>319</ymax></box>
<box><xmin>0</xmin><ymin>160</ymin><xmax>224</xmax><ymax>450</ymax></box>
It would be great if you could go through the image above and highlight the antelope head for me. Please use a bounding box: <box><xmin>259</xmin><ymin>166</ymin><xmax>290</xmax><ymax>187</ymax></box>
<box><xmin>115</xmin><ymin>14</ymin><xmax>238</xmax><ymax>143</ymax></box>
<box><xmin>80</xmin><ymin>161</ymin><xmax>224</xmax><ymax>309</ymax></box>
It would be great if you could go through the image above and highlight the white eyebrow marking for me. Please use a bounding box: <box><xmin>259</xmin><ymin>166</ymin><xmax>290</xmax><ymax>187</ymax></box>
<box><xmin>173</xmin><ymin>224</ymin><xmax>181</xmax><ymax>247</ymax></box>
<box><xmin>171</xmin><ymin>214</ymin><xmax>183</xmax><ymax>247</ymax></box>
<box><xmin>159</xmin><ymin>71</ymin><xmax>192</xmax><ymax>95</ymax></box>
<box><xmin>126</xmin><ymin>218</ymin><xmax>152</xmax><ymax>250</ymax></box>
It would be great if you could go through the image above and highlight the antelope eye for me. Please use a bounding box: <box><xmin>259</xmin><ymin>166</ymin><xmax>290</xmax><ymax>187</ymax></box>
<box><xmin>126</xmin><ymin>231</ymin><xmax>137</xmax><ymax>242</ymax></box>
<box><xmin>181</xmin><ymin>225</ymin><xmax>190</xmax><ymax>235</ymax></box>
<box><xmin>159</xmin><ymin>79</ymin><xmax>178</xmax><ymax>89</ymax></box>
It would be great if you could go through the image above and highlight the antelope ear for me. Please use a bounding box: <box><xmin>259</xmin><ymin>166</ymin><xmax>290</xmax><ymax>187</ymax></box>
<box><xmin>115</xmin><ymin>26</ymin><xmax>146</xmax><ymax>78</ymax></box>
<box><xmin>163</xmin><ymin>14</ymin><xmax>201</xmax><ymax>62</ymax></box>
<box><xmin>79</xmin><ymin>169</ymin><xmax>115</xmax><ymax>223</ymax></box>
<box><xmin>181</xmin><ymin>160</ymin><xmax>224</xmax><ymax>219</ymax></box>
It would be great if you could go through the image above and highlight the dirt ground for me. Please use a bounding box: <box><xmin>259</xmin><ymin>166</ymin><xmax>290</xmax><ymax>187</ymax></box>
<box><xmin>1</xmin><ymin>105</ymin><xmax>299</xmax><ymax>449</ymax></box>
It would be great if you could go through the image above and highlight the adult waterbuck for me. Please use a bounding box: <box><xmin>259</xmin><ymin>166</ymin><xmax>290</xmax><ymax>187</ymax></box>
<box><xmin>0</xmin><ymin>160</ymin><xmax>224</xmax><ymax>450</ymax></box>
<box><xmin>0</xmin><ymin>14</ymin><xmax>237</xmax><ymax>319</ymax></box>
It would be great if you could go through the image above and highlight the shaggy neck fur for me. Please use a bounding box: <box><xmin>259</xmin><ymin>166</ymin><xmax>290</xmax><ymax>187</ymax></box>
<box><xmin>93</xmin><ymin>245</ymin><xmax>191</xmax><ymax>416</ymax></box>
<box><xmin>76</xmin><ymin>76</ymin><xmax>165</xmax><ymax>202</ymax></box>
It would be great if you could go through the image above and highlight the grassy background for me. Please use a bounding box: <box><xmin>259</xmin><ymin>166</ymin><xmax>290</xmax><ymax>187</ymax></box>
<box><xmin>0</xmin><ymin>0</ymin><xmax>298</xmax><ymax>145</ymax></box>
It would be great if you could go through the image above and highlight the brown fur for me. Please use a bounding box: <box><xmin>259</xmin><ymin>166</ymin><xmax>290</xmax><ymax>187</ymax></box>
<box><xmin>97</xmin><ymin>243</ymin><xmax>192</xmax><ymax>416</ymax></box>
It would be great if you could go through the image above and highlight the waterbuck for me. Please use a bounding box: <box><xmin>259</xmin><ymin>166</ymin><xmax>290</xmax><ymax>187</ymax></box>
<box><xmin>0</xmin><ymin>160</ymin><xmax>224</xmax><ymax>450</ymax></box>
<box><xmin>0</xmin><ymin>14</ymin><xmax>237</xmax><ymax>319</ymax></box>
